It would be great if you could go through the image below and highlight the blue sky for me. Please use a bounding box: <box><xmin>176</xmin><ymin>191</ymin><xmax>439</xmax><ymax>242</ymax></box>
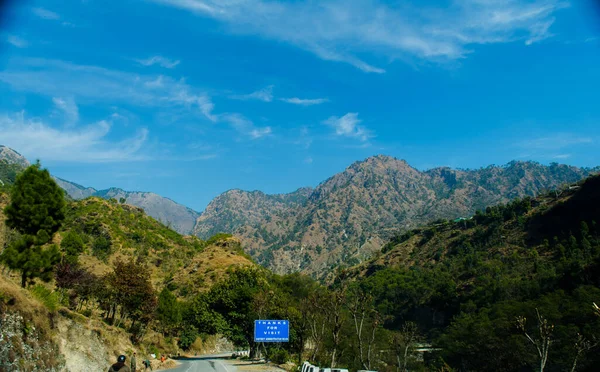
<box><xmin>1</xmin><ymin>0</ymin><xmax>599</xmax><ymax>211</ymax></box>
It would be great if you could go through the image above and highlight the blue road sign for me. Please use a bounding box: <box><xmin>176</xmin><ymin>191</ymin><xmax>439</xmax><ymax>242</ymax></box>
<box><xmin>254</xmin><ymin>320</ymin><xmax>290</xmax><ymax>342</ymax></box>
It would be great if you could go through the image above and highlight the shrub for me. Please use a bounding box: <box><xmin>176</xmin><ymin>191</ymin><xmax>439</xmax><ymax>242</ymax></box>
<box><xmin>268</xmin><ymin>349</ymin><xmax>289</xmax><ymax>364</ymax></box>
<box><xmin>30</xmin><ymin>285</ymin><xmax>60</xmax><ymax>312</ymax></box>
<box><xmin>206</xmin><ymin>233</ymin><xmax>233</xmax><ymax>246</ymax></box>
<box><xmin>92</xmin><ymin>236</ymin><xmax>112</xmax><ymax>260</ymax></box>
<box><xmin>178</xmin><ymin>325</ymin><xmax>198</xmax><ymax>350</ymax></box>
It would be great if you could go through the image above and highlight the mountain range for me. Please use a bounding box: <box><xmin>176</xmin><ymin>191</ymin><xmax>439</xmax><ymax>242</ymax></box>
<box><xmin>1</xmin><ymin>145</ymin><xmax>598</xmax><ymax>277</ymax></box>
<box><xmin>193</xmin><ymin>155</ymin><xmax>598</xmax><ymax>276</ymax></box>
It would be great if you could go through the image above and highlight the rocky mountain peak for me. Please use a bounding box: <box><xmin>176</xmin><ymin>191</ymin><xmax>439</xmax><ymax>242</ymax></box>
<box><xmin>0</xmin><ymin>145</ymin><xmax>30</xmax><ymax>168</ymax></box>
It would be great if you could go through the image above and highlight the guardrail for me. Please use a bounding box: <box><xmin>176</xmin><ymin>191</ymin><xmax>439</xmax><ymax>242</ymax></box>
<box><xmin>301</xmin><ymin>361</ymin><xmax>358</xmax><ymax>372</ymax></box>
<box><xmin>232</xmin><ymin>350</ymin><xmax>250</xmax><ymax>357</ymax></box>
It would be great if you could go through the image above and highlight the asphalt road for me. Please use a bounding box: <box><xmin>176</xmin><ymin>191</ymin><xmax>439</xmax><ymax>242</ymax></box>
<box><xmin>157</xmin><ymin>354</ymin><xmax>236</xmax><ymax>372</ymax></box>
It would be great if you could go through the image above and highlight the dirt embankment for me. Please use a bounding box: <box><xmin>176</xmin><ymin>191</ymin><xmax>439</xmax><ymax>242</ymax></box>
<box><xmin>56</xmin><ymin>311</ymin><xmax>139</xmax><ymax>372</ymax></box>
<box><xmin>0</xmin><ymin>273</ymin><xmax>147</xmax><ymax>371</ymax></box>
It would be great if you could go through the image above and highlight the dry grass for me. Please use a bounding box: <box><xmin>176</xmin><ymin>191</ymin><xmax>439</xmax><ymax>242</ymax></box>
<box><xmin>173</xmin><ymin>242</ymin><xmax>255</xmax><ymax>292</ymax></box>
<box><xmin>0</xmin><ymin>192</ymin><xmax>8</xmax><ymax>251</ymax></box>
<box><xmin>0</xmin><ymin>273</ymin><xmax>52</xmax><ymax>332</ymax></box>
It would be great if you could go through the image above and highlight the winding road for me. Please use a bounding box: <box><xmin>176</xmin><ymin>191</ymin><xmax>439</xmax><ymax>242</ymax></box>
<box><xmin>157</xmin><ymin>354</ymin><xmax>236</xmax><ymax>372</ymax></box>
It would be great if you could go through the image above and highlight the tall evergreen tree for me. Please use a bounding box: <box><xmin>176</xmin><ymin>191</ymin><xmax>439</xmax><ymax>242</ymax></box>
<box><xmin>1</xmin><ymin>161</ymin><xmax>65</xmax><ymax>287</ymax></box>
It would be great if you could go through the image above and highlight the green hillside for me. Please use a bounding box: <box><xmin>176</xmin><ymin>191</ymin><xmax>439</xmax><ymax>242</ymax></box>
<box><xmin>340</xmin><ymin>175</ymin><xmax>600</xmax><ymax>371</ymax></box>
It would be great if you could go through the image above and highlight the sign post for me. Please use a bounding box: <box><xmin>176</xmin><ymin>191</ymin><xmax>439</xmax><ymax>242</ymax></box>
<box><xmin>254</xmin><ymin>319</ymin><xmax>290</xmax><ymax>359</ymax></box>
<box><xmin>254</xmin><ymin>320</ymin><xmax>290</xmax><ymax>342</ymax></box>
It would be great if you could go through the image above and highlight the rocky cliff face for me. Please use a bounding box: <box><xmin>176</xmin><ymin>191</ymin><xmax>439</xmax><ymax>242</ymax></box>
<box><xmin>53</xmin><ymin>177</ymin><xmax>96</xmax><ymax>200</ymax></box>
<box><xmin>0</xmin><ymin>145</ymin><xmax>30</xmax><ymax>168</ymax></box>
<box><xmin>193</xmin><ymin>187</ymin><xmax>312</xmax><ymax>239</ymax></box>
<box><xmin>194</xmin><ymin>156</ymin><xmax>596</xmax><ymax>277</ymax></box>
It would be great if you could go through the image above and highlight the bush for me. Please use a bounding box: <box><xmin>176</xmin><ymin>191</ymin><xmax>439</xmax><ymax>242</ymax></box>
<box><xmin>92</xmin><ymin>236</ymin><xmax>112</xmax><ymax>260</ymax></box>
<box><xmin>147</xmin><ymin>344</ymin><xmax>159</xmax><ymax>357</ymax></box>
<box><xmin>61</xmin><ymin>230</ymin><xmax>85</xmax><ymax>263</ymax></box>
<box><xmin>268</xmin><ymin>349</ymin><xmax>289</xmax><ymax>364</ymax></box>
<box><xmin>178</xmin><ymin>325</ymin><xmax>198</xmax><ymax>350</ymax></box>
<box><xmin>30</xmin><ymin>285</ymin><xmax>60</xmax><ymax>312</ymax></box>
<box><xmin>206</xmin><ymin>233</ymin><xmax>233</xmax><ymax>246</ymax></box>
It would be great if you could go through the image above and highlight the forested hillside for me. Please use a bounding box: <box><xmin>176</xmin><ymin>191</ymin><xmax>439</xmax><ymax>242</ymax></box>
<box><xmin>338</xmin><ymin>174</ymin><xmax>600</xmax><ymax>371</ymax></box>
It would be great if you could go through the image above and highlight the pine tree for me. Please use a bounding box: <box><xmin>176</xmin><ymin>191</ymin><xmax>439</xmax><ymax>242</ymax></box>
<box><xmin>1</xmin><ymin>162</ymin><xmax>65</xmax><ymax>287</ymax></box>
<box><xmin>581</xmin><ymin>221</ymin><xmax>590</xmax><ymax>238</ymax></box>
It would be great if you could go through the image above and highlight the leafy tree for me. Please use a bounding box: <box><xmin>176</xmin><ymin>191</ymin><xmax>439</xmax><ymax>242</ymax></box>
<box><xmin>182</xmin><ymin>293</ymin><xmax>227</xmax><ymax>335</ymax></box>
<box><xmin>178</xmin><ymin>325</ymin><xmax>198</xmax><ymax>350</ymax></box>
<box><xmin>54</xmin><ymin>261</ymin><xmax>99</xmax><ymax>309</ymax></box>
<box><xmin>156</xmin><ymin>287</ymin><xmax>182</xmax><ymax>336</ymax></box>
<box><xmin>55</xmin><ymin>261</ymin><xmax>86</xmax><ymax>291</ymax></box>
<box><xmin>61</xmin><ymin>230</ymin><xmax>85</xmax><ymax>264</ymax></box>
<box><xmin>92</xmin><ymin>235</ymin><xmax>112</xmax><ymax>260</ymax></box>
<box><xmin>1</xmin><ymin>162</ymin><xmax>65</xmax><ymax>287</ymax></box>
<box><xmin>106</xmin><ymin>260</ymin><xmax>157</xmax><ymax>335</ymax></box>
<box><xmin>208</xmin><ymin>266</ymin><xmax>267</xmax><ymax>356</ymax></box>
<box><xmin>73</xmin><ymin>270</ymin><xmax>102</xmax><ymax>310</ymax></box>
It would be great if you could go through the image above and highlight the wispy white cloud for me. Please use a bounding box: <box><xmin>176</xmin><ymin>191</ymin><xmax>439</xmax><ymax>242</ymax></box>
<box><xmin>231</xmin><ymin>85</ymin><xmax>274</xmax><ymax>102</ymax></box>
<box><xmin>196</xmin><ymin>95</ymin><xmax>217</xmax><ymax>122</ymax></box>
<box><xmin>31</xmin><ymin>7</ymin><xmax>74</xmax><ymax>26</ymax></box>
<box><xmin>304</xmin><ymin>156</ymin><xmax>313</xmax><ymax>164</ymax></box>
<box><xmin>136</xmin><ymin>55</ymin><xmax>180</xmax><ymax>68</ymax></box>
<box><xmin>294</xmin><ymin>126</ymin><xmax>313</xmax><ymax>149</ymax></box>
<box><xmin>0</xmin><ymin>58</ymin><xmax>213</xmax><ymax>122</ymax></box>
<box><xmin>280</xmin><ymin>97</ymin><xmax>329</xmax><ymax>106</ymax></box>
<box><xmin>249</xmin><ymin>127</ymin><xmax>272</xmax><ymax>139</ymax></box>
<box><xmin>144</xmin><ymin>75</ymin><xmax>165</xmax><ymax>88</ymax></box>
<box><xmin>32</xmin><ymin>7</ymin><xmax>60</xmax><ymax>20</ymax></box>
<box><xmin>324</xmin><ymin>112</ymin><xmax>372</xmax><ymax>142</ymax></box>
<box><xmin>220</xmin><ymin>113</ymin><xmax>271</xmax><ymax>140</ymax></box>
<box><xmin>6</xmin><ymin>35</ymin><xmax>28</xmax><ymax>48</ymax></box>
<box><xmin>0</xmin><ymin>58</ymin><xmax>265</xmax><ymax>139</ymax></box>
<box><xmin>520</xmin><ymin>133</ymin><xmax>593</xmax><ymax>150</ymax></box>
<box><xmin>52</xmin><ymin>97</ymin><xmax>79</xmax><ymax>126</ymax></box>
<box><xmin>552</xmin><ymin>154</ymin><xmax>571</xmax><ymax>159</ymax></box>
<box><xmin>187</xmin><ymin>142</ymin><xmax>213</xmax><ymax>151</ymax></box>
<box><xmin>0</xmin><ymin>111</ymin><xmax>149</xmax><ymax>163</ymax></box>
<box><xmin>148</xmin><ymin>0</ymin><xmax>568</xmax><ymax>72</ymax></box>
